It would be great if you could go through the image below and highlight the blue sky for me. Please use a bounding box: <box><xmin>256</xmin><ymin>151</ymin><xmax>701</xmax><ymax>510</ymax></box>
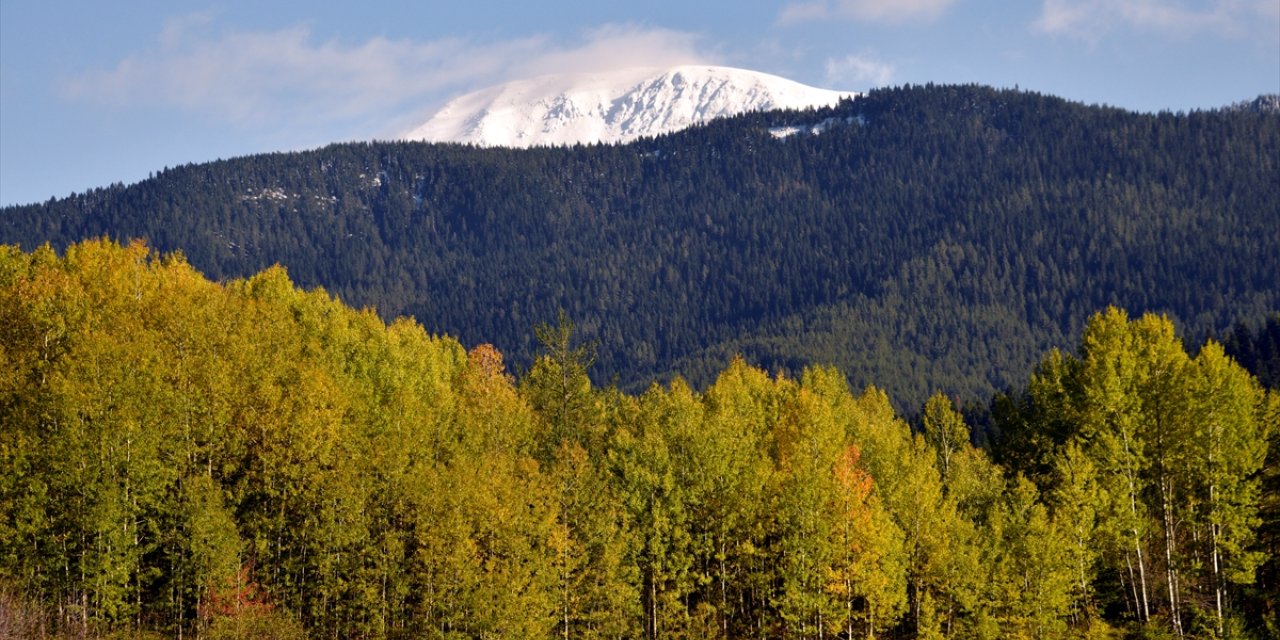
<box><xmin>2</xmin><ymin>0</ymin><xmax>1277</xmax><ymax>207</ymax></box>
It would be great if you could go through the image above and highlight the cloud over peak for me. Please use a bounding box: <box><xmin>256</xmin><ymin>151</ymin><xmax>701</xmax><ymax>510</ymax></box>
<box><xmin>61</xmin><ymin>16</ymin><xmax>716</xmax><ymax>138</ymax></box>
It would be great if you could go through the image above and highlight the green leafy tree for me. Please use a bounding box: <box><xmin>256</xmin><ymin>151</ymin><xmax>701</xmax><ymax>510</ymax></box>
<box><xmin>614</xmin><ymin>381</ymin><xmax>699</xmax><ymax>639</ymax></box>
<box><xmin>1047</xmin><ymin>441</ymin><xmax>1104</xmax><ymax>628</ymax></box>
<box><xmin>697</xmin><ymin>359</ymin><xmax>783</xmax><ymax>638</ymax></box>
<box><xmin>922</xmin><ymin>392</ymin><xmax>969</xmax><ymax>484</ymax></box>
<box><xmin>1184</xmin><ymin>341</ymin><xmax>1268</xmax><ymax>635</ymax></box>
<box><xmin>772</xmin><ymin>384</ymin><xmax>845</xmax><ymax>638</ymax></box>
<box><xmin>1000</xmin><ymin>307</ymin><xmax>1274</xmax><ymax>636</ymax></box>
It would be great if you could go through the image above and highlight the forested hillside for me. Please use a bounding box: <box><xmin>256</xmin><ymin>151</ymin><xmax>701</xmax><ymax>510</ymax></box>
<box><xmin>2</xmin><ymin>240</ymin><xmax>1276</xmax><ymax>639</ymax></box>
<box><xmin>3</xmin><ymin>85</ymin><xmax>1277</xmax><ymax>409</ymax></box>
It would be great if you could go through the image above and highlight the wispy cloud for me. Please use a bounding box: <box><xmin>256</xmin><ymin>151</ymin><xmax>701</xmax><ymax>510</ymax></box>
<box><xmin>825</xmin><ymin>54</ymin><xmax>895</xmax><ymax>87</ymax></box>
<box><xmin>779</xmin><ymin>0</ymin><xmax>958</xmax><ymax>25</ymax></box>
<box><xmin>513</xmin><ymin>24</ymin><xmax>713</xmax><ymax>77</ymax></box>
<box><xmin>1035</xmin><ymin>0</ymin><xmax>1279</xmax><ymax>41</ymax></box>
<box><xmin>61</xmin><ymin>16</ymin><xmax>715</xmax><ymax>138</ymax></box>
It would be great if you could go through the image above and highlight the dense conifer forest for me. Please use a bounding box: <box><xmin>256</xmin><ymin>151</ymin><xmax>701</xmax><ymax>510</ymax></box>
<box><xmin>1</xmin><ymin>240</ymin><xmax>1276</xmax><ymax>639</ymax></box>
<box><xmin>3</xmin><ymin>85</ymin><xmax>1277</xmax><ymax>410</ymax></box>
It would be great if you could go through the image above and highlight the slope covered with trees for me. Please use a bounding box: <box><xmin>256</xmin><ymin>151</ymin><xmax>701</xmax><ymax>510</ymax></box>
<box><xmin>2</xmin><ymin>85</ymin><xmax>1277</xmax><ymax>410</ymax></box>
<box><xmin>2</xmin><ymin>240</ymin><xmax>1276</xmax><ymax>639</ymax></box>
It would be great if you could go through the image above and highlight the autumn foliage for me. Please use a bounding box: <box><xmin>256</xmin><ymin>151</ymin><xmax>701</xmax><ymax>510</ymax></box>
<box><xmin>1</xmin><ymin>240</ymin><xmax>1274</xmax><ymax>639</ymax></box>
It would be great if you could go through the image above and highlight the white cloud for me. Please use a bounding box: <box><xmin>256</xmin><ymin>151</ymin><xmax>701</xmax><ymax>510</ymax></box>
<box><xmin>61</xmin><ymin>16</ymin><xmax>715</xmax><ymax>137</ymax></box>
<box><xmin>513</xmin><ymin>24</ymin><xmax>713</xmax><ymax>77</ymax></box>
<box><xmin>825</xmin><ymin>54</ymin><xmax>895</xmax><ymax>87</ymax></box>
<box><xmin>158</xmin><ymin>10</ymin><xmax>217</xmax><ymax>49</ymax></box>
<box><xmin>779</xmin><ymin>0</ymin><xmax>958</xmax><ymax>24</ymax></box>
<box><xmin>1035</xmin><ymin>0</ymin><xmax>1279</xmax><ymax>40</ymax></box>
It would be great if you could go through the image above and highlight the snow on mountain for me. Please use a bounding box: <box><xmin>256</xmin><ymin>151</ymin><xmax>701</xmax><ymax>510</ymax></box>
<box><xmin>403</xmin><ymin>66</ymin><xmax>856</xmax><ymax>148</ymax></box>
<box><xmin>768</xmin><ymin>115</ymin><xmax>865</xmax><ymax>139</ymax></box>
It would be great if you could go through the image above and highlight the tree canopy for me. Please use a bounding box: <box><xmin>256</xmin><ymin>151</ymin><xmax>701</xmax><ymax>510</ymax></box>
<box><xmin>2</xmin><ymin>240</ymin><xmax>1275</xmax><ymax>639</ymax></box>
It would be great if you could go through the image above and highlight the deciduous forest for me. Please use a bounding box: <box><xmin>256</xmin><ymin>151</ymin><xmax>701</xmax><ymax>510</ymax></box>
<box><xmin>2</xmin><ymin>240</ymin><xmax>1276</xmax><ymax>639</ymax></box>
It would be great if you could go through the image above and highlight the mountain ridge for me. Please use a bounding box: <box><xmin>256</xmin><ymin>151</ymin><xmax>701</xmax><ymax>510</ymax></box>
<box><xmin>403</xmin><ymin>65</ymin><xmax>856</xmax><ymax>147</ymax></box>
<box><xmin>4</xmin><ymin>84</ymin><xmax>1277</xmax><ymax>410</ymax></box>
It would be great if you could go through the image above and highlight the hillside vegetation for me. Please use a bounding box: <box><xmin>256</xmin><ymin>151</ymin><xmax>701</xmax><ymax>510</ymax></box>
<box><xmin>2</xmin><ymin>240</ymin><xmax>1278</xmax><ymax>639</ymax></box>
<box><xmin>3</xmin><ymin>85</ymin><xmax>1277</xmax><ymax>409</ymax></box>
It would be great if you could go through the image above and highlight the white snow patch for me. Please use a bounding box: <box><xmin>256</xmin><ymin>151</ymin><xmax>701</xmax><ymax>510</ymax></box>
<box><xmin>768</xmin><ymin>126</ymin><xmax>805</xmax><ymax>139</ymax></box>
<box><xmin>768</xmin><ymin>115</ymin><xmax>864</xmax><ymax>139</ymax></box>
<box><xmin>241</xmin><ymin>187</ymin><xmax>292</xmax><ymax>202</ymax></box>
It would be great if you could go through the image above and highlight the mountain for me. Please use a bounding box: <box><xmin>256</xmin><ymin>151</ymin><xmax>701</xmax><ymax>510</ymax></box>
<box><xmin>3</xmin><ymin>84</ymin><xmax>1278</xmax><ymax>411</ymax></box>
<box><xmin>403</xmin><ymin>65</ymin><xmax>855</xmax><ymax>147</ymax></box>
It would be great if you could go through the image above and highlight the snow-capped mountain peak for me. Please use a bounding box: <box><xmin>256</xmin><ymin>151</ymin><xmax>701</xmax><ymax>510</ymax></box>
<box><xmin>403</xmin><ymin>66</ymin><xmax>856</xmax><ymax>148</ymax></box>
